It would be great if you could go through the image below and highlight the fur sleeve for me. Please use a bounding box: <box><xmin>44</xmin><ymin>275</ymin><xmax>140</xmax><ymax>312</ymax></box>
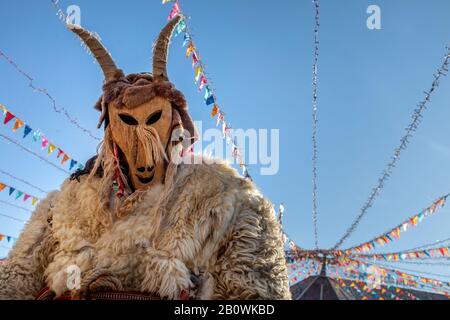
<box><xmin>212</xmin><ymin>195</ymin><xmax>292</xmax><ymax>300</ymax></box>
<box><xmin>0</xmin><ymin>191</ymin><xmax>58</xmax><ymax>299</ymax></box>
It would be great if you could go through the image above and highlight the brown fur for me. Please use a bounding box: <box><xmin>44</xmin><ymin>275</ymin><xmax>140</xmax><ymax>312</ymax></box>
<box><xmin>0</xmin><ymin>156</ymin><xmax>291</xmax><ymax>300</ymax></box>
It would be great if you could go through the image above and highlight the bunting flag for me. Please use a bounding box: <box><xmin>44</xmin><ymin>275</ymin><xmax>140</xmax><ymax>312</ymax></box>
<box><xmin>167</xmin><ymin>2</ymin><xmax>180</xmax><ymax>20</ymax></box>
<box><xmin>70</xmin><ymin>159</ymin><xmax>78</xmax><ymax>171</ymax></box>
<box><xmin>162</xmin><ymin>1</ymin><xmax>252</xmax><ymax>179</ymax></box>
<box><xmin>61</xmin><ymin>154</ymin><xmax>70</xmax><ymax>165</ymax></box>
<box><xmin>1</xmin><ymin>103</ymin><xmax>82</xmax><ymax>171</ymax></box>
<box><xmin>12</xmin><ymin>118</ymin><xmax>24</xmax><ymax>132</ymax></box>
<box><xmin>48</xmin><ymin>144</ymin><xmax>56</xmax><ymax>155</ymax></box>
<box><xmin>23</xmin><ymin>125</ymin><xmax>32</xmax><ymax>138</ymax></box>
<box><xmin>41</xmin><ymin>137</ymin><xmax>49</xmax><ymax>149</ymax></box>
<box><xmin>340</xmin><ymin>194</ymin><xmax>449</xmax><ymax>255</ymax></box>
<box><xmin>4</xmin><ymin>111</ymin><xmax>14</xmax><ymax>125</ymax></box>
<box><xmin>352</xmin><ymin>246</ymin><xmax>450</xmax><ymax>261</ymax></box>
<box><xmin>0</xmin><ymin>181</ymin><xmax>40</xmax><ymax>206</ymax></box>
<box><xmin>0</xmin><ymin>232</ymin><xmax>18</xmax><ymax>244</ymax></box>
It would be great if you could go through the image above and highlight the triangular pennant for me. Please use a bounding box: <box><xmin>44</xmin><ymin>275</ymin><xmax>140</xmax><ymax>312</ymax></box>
<box><xmin>31</xmin><ymin>197</ymin><xmax>38</xmax><ymax>206</ymax></box>
<box><xmin>33</xmin><ymin>130</ymin><xmax>41</xmax><ymax>142</ymax></box>
<box><xmin>175</xmin><ymin>19</ymin><xmax>186</xmax><ymax>36</ymax></box>
<box><xmin>182</xmin><ymin>33</ymin><xmax>191</xmax><ymax>47</ymax></box>
<box><xmin>69</xmin><ymin>159</ymin><xmax>78</xmax><ymax>170</ymax></box>
<box><xmin>211</xmin><ymin>105</ymin><xmax>220</xmax><ymax>118</ymax></box>
<box><xmin>195</xmin><ymin>65</ymin><xmax>203</xmax><ymax>82</ymax></box>
<box><xmin>23</xmin><ymin>125</ymin><xmax>33</xmax><ymax>138</ymax></box>
<box><xmin>168</xmin><ymin>2</ymin><xmax>180</xmax><ymax>20</ymax></box>
<box><xmin>0</xmin><ymin>234</ymin><xmax>4</xmax><ymax>242</ymax></box>
<box><xmin>57</xmin><ymin>148</ymin><xmax>64</xmax><ymax>159</ymax></box>
<box><xmin>41</xmin><ymin>137</ymin><xmax>49</xmax><ymax>149</ymax></box>
<box><xmin>23</xmin><ymin>194</ymin><xmax>31</xmax><ymax>202</ymax></box>
<box><xmin>12</xmin><ymin>118</ymin><xmax>24</xmax><ymax>132</ymax></box>
<box><xmin>3</xmin><ymin>111</ymin><xmax>15</xmax><ymax>125</ymax></box>
<box><xmin>61</xmin><ymin>154</ymin><xmax>70</xmax><ymax>165</ymax></box>
<box><xmin>15</xmin><ymin>190</ymin><xmax>23</xmax><ymax>200</ymax></box>
<box><xmin>186</xmin><ymin>42</ymin><xmax>194</xmax><ymax>59</ymax></box>
<box><xmin>8</xmin><ymin>187</ymin><xmax>15</xmax><ymax>196</ymax></box>
<box><xmin>192</xmin><ymin>52</ymin><xmax>199</xmax><ymax>67</ymax></box>
<box><xmin>0</xmin><ymin>183</ymin><xmax>6</xmax><ymax>192</ymax></box>
<box><xmin>6</xmin><ymin>236</ymin><xmax>11</xmax><ymax>243</ymax></box>
<box><xmin>0</xmin><ymin>104</ymin><xmax>7</xmax><ymax>115</ymax></box>
<box><xmin>198</xmin><ymin>75</ymin><xmax>207</xmax><ymax>92</ymax></box>
<box><xmin>48</xmin><ymin>144</ymin><xmax>56</xmax><ymax>155</ymax></box>
<box><xmin>205</xmin><ymin>95</ymin><xmax>216</xmax><ymax>106</ymax></box>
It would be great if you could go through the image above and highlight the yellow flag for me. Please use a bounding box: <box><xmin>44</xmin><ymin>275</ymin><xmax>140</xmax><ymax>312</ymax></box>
<box><xmin>31</xmin><ymin>197</ymin><xmax>38</xmax><ymax>206</ymax></box>
<box><xmin>0</xmin><ymin>104</ymin><xmax>7</xmax><ymax>115</ymax></box>
<box><xmin>48</xmin><ymin>144</ymin><xmax>56</xmax><ymax>155</ymax></box>
<box><xmin>195</xmin><ymin>65</ymin><xmax>202</xmax><ymax>82</ymax></box>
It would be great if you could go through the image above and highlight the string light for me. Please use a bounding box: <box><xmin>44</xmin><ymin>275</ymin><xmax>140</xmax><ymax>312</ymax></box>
<box><xmin>333</xmin><ymin>46</ymin><xmax>450</xmax><ymax>250</ymax></box>
<box><xmin>0</xmin><ymin>133</ymin><xmax>70</xmax><ymax>175</ymax></box>
<box><xmin>0</xmin><ymin>169</ymin><xmax>49</xmax><ymax>194</ymax></box>
<box><xmin>0</xmin><ymin>49</ymin><xmax>101</xmax><ymax>142</ymax></box>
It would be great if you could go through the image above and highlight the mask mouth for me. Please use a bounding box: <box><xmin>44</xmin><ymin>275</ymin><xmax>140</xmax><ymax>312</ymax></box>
<box><xmin>136</xmin><ymin>171</ymin><xmax>155</xmax><ymax>184</ymax></box>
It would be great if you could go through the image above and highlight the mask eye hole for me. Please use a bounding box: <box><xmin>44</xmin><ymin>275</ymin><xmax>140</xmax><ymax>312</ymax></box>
<box><xmin>146</xmin><ymin>110</ymin><xmax>162</xmax><ymax>125</ymax></box>
<box><xmin>119</xmin><ymin>114</ymin><xmax>139</xmax><ymax>126</ymax></box>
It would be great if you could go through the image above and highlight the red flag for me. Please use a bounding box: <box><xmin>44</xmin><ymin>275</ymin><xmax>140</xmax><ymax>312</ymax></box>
<box><xmin>3</xmin><ymin>111</ymin><xmax>15</xmax><ymax>125</ymax></box>
<box><xmin>57</xmin><ymin>148</ymin><xmax>64</xmax><ymax>159</ymax></box>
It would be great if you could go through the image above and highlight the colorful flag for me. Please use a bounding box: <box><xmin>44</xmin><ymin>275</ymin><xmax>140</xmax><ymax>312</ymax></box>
<box><xmin>205</xmin><ymin>95</ymin><xmax>216</xmax><ymax>106</ymax></box>
<box><xmin>41</xmin><ymin>137</ymin><xmax>49</xmax><ymax>149</ymax></box>
<box><xmin>211</xmin><ymin>105</ymin><xmax>220</xmax><ymax>118</ymax></box>
<box><xmin>0</xmin><ymin>183</ymin><xmax>5</xmax><ymax>192</ymax></box>
<box><xmin>3</xmin><ymin>111</ymin><xmax>15</xmax><ymax>125</ymax></box>
<box><xmin>33</xmin><ymin>130</ymin><xmax>41</xmax><ymax>142</ymax></box>
<box><xmin>57</xmin><ymin>148</ymin><xmax>64</xmax><ymax>159</ymax></box>
<box><xmin>23</xmin><ymin>125</ymin><xmax>33</xmax><ymax>138</ymax></box>
<box><xmin>61</xmin><ymin>154</ymin><xmax>70</xmax><ymax>165</ymax></box>
<box><xmin>70</xmin><ymin>159</ymin><xmax>78</xmax><ymax>170</ymax></box>
<box><xmin>23</xmin><ymin>194</ymin><xmax>31</xmax><ymax>202</ymax></box>
<box><xmin>168</xmin><ymin>2</ymin><xmax>180</xmax><ymax>20</ymax></box>
<box><xmin>195</xmin><ymin>65</ymin><xmax>203</xmax><ymax>82</ymax></box>
<box><xmin>15</xmin><ymin>191</ymin><xmax>23</xmax><ymax>200</ymax></box>
<box><xmin>12</xmin><ymin>118</ymin><xmax>24</xmax><ymax>132</ymax></box>
<box><xmin>48</xmin><ymin>144</ymin><xmax>56</xmax><ymax>155</ymax></box>
<box><xmin>198</xmin><ymin>75</ymin><xmax>207</xmax><ymax>91</ymax></box>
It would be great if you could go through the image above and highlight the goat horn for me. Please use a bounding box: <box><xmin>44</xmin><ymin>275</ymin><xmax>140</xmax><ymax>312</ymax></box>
<box><xmin>68</xmin><ymin>24</ymin><xmax>120</xmax><ymax>82</ymax></box>
<box><xmin>152</xmin><ymin>16</ymin><xmax>183</xmax><ymax>81</ymax></box>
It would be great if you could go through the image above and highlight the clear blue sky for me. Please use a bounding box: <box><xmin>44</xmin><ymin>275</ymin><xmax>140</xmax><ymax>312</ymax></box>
<box><xmin>0</xmin><ymin>1</ymin><xmax>449</xmax><ymax>279</ymax></box>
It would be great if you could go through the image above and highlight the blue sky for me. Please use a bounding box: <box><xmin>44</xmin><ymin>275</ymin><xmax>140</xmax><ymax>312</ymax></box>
<box><xmin>0</xmin><ymin>0</ymin><xmax>449</xmax><ymax>280</ymax></box>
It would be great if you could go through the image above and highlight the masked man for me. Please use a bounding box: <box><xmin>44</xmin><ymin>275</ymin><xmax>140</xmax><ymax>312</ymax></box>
<box><xmin>0</xmin><ymin>17</ymin><xmax>291</xmax><ymax>300</ymax></box>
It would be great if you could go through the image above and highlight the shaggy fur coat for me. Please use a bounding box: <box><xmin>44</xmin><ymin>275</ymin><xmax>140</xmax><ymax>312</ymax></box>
<box><xmin>0</xmin><ymin>157</ymin><xmax>291</xmax><ymax>300</ymax></box>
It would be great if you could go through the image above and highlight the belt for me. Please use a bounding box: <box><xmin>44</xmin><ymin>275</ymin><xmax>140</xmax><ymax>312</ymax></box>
<box><xmin>36</xmin><ymin>287</ymin><xmax>190</xmax><ymax>300</ymax></box>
